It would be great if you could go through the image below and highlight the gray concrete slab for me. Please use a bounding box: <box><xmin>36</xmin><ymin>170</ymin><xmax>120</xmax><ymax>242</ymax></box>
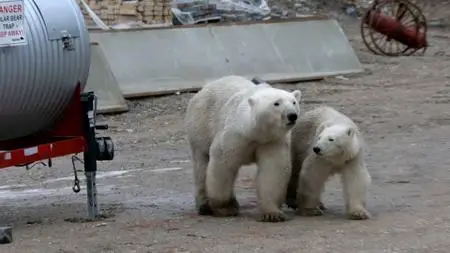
<box><xmin>84</xmin><ymin>43</ymin><xmax>129</xmax><ymax>114</ymax></box>
<box><xmin>90</xmin><ymin>17</ymin><xmax>363</xmax><ymax>98</ymax></box>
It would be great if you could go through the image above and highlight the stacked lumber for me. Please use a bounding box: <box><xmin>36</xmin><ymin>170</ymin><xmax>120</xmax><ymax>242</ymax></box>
<box><xmin>137</xmin><ymin>0</ymin><xmax>173</xmax><ymax>24</ymax></box>
<box><xmin>76</xmin><ymin>0</ymin><xmax>173</xmax><ymax>26</ymax></box>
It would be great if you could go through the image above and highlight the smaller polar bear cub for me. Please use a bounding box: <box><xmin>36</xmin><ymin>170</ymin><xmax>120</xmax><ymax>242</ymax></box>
<box><xmin>185</xmin><ymin>75</ymin><xmax>302</xmax><ymax>222</ymax></box>
<box><xmin>286</xmin><ymin>106</ymin><xmax>371</xmax><ymax>220</ymax></box>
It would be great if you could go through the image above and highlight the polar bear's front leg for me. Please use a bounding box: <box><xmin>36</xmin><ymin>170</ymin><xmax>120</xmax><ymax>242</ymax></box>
<box><xmin>255</xmin><ymin>142</ymin><xmax>291</xmax><ymax>222</ymax></box>
<box><xmin>296</xmin><ymin>156</ymin><xmax>332</xmax><ymax>217</ymax></box>
<box><xmin>285</xmin><ymin>151</ymin><xmax>303</xmax><ymax>210</ymax></box>
<box><xmin>206</xmin><ymin>151</ymin><xmax>241</xmax><ymax>217</ymax></box>
<box><xmin>341</xmin><ymin>159</ymin><xmax>371</xmax><ymax>220</ymax></box>
<box><xmin>190</xmin><ymin>148</ymin><xmax>212</xmax><ymax>215</ymax></box>
<box><xmin>285</xmin><ymin>156</ymin><xmax>328</xmax><ymax>211</ymax></box>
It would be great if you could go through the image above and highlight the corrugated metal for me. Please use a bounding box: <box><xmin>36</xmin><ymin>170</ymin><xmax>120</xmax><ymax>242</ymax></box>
<box><xmin>0</xmin><ymin>0</ymin><xmax>91</xmax><ymax>141</ymax></box>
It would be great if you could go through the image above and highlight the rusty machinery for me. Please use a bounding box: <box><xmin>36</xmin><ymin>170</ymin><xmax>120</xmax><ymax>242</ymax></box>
<box><xmin>361</xmin><ymin>0</ymin><xmax>428</xmax><ymax>56</ymax></box>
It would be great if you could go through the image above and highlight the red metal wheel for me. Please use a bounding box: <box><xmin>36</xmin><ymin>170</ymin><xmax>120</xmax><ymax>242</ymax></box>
<box><xmin>361</xmin><ymin>0</ymin><xmax>428</xmax><ymax>57</ymax></box>
<box><xmin>361</xmin><ymin>9</ymin><xmax>383</xmax><ymax>55</ymax></box>
<box><xmin>398</xmin><ymin>0</ymin><xmax>428</xmax><ymax>56</ymax></box>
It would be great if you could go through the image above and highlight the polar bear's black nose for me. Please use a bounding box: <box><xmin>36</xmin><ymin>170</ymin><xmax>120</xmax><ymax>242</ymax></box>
<box><xmin>313</xmin><ymin>147</ymin><xmax>321</xmax><ymax>154</ymax></box>
<box><xmin>287</xmin><ymin>113</ymin><xmax>298</xmax><ymax>123</ymax></box>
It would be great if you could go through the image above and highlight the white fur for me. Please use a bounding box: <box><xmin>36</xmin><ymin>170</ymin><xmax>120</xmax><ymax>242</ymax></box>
<box><xmin>185</xmin><ymin>75</ymin><xmax>302</xmax><ymax>221</ymax></box>
<box><xmin>286</xmin><ymin>106</ymin><xmax>371</xmax><ymax>220</ymax></box>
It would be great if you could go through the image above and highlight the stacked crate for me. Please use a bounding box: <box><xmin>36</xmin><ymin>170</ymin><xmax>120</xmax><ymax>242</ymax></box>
<box><xmin>77</xmin><ymin>0</ymin><xmax>173</xmax><ymax>26</ymax></box>
<box><xmin>100</xmin><ymin>0</ymin><xmax>121</xmax><ymax>25</ymax></box>
<box><xmin>137</xmin><ymin>0</ymin><xmax>173</xmax><ymax>24</ymax></box>
<box><xmin>76</xmin><ymin>0</ymin><xmax>101</xmax><ymax>26</ymax></box>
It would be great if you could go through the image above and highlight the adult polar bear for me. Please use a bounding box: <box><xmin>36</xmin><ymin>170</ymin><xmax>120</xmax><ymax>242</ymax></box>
<box><xmin>185</xmin><ymin>75</ymin><xmax>302</xmax><ymax>222</ymax></box>
<box><xmin>285</xmin><ymin>106</ymin><xmax>371</xmax><ymax>220</ymax></box>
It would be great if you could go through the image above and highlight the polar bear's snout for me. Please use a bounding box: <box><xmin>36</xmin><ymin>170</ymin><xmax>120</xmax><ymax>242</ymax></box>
<box><xmin>312</xmin><ymin>146</ymin><xmax>321</xmax><ymax>155</ymax></box>
<box><xmin>283</xmin><ymin>103</ymin><xmax>300</xmax><ymax>126</ymax></box>
<box><xmin>287</xmin><ymin>112</ymin><xmax>298</xmax><ymax>125</ymax></box>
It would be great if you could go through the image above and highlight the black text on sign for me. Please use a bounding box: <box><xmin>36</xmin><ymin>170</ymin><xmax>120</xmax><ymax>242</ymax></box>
<box><xmin>0</xmin><ymin>3</ymin><xmax>24</xmax><ymax>29</ymax></box>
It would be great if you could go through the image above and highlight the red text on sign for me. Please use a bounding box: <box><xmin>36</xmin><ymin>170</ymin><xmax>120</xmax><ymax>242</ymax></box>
<box><xmin>0</xmin><ymin>30</ymin><xmax>23</xmax><ymax>37</ymax></box>
<box><xmin>0</xmin><ymin>4</ymin><xmax>23</xmax><ymax>14</ymax></box>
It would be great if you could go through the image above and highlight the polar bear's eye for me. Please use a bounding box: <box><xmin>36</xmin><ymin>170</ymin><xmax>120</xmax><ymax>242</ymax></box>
<box><xmin>328</xmin><ymin>138</ymin><xmax>334</xmax><ymax>142</ymax></box>
<box><xmin>274</xmin><ymin>102</ymin><xmax>280</xmax><ymax>106</ymax></box>
<box><xmin>293</xmin><ymin>101</ymin><xmax>296</xmax><ymax>105</ymax></box>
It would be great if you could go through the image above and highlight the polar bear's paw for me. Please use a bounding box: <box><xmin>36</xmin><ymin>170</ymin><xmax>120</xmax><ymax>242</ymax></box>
<box><xmin>347</xmin><ymin>207</ymin><xmax>371</xmax><ymax>220</ymax></box>
<box><xmin>198</xmin><ymin>202</ymin><xmax>213</xmax><ymax>216</ymax></box>
<box><xmin>296</xmin><ymin>207</ymin><xmax>324</xmax><ymax>217</ymax></box>
<box><xmin>258</xmin><ymin>211</ymin><xmax>287</xmax><ymax>223</ymax></box>
<box><xmin>318</xmin><ymin>201</ymin><xmax>327</xmax><ymax>211</ymax></box>
<box><xmin>286</xmin><ymin>197</ymin><xmax>298</xmax><ymax>210</ymax></box>
<box><xmin>209</xmin><ymin>198</ymin><xmax>240</xmax><ymax>217</ymax></box>
<box><xmin>287</xmin><ymin>200</ymin><xmax>326</xmax><ymax>211</ymax></box>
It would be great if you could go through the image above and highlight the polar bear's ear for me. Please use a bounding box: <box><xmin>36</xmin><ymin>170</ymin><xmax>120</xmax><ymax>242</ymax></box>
<box><xmin>248</xmin><ymin>96</ymin><xmax>256</xmax><ymax>107</ymax></box>
<box><xmin>347</xmin><ymin>127</ymin><xmax>355</xmax><ymax>137</ymax></box>
<box><xmin>292</xmin><ymin>90</ymin><xmax>302</xmax><ymax>101</ymax></box>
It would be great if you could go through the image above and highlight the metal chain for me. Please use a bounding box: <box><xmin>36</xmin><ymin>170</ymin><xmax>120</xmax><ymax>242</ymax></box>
<box><xmin>20</xmin><ymin>158</ymin><xmax>51</xmax><ymax>181</ymax></box>
<box><xmin>93</xmin><ymin>95</ymin><xmax>98</xmax><ymax>127</ymax></box>
<box><xmin>71</xmin><ymin>155</ymin><xmax>84</xmax><ymax>193</ymax></box>
<box><xmin>25</xmin><ymin>161</ymin><xmax>47</xmax><ymax>171</ymax></box>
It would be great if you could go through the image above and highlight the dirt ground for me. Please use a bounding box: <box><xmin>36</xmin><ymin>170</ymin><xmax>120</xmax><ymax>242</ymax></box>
<box><xmin>1</xmin><ymin>21</ymin><xmax>450</xmax><ymax>253</ymax></box>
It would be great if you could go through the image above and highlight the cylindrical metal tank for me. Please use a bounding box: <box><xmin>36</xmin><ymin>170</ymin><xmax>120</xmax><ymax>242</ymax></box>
<box><xmin>0</xmin><ymin>0</ymin><xmax>91</xmax><ymax>141</ymax></box>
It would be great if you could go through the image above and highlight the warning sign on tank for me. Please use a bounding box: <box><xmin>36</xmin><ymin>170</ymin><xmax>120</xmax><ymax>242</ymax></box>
<box><xmin>0</xmin><ymin>0</ymin><xmax>26</xmax><ymax>47</ymax></box>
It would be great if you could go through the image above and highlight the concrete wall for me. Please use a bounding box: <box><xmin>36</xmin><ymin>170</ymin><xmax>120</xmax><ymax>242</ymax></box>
<box><xmin>89</xmin><ymin>18</ymin><xmax>364</xmax><ymax>98</ymax></box>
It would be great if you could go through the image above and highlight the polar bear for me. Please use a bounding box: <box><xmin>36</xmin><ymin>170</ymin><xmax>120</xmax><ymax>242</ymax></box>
<box><xmin>185</xmin><ymin>75</ymin><xmax>302</xmax><ymax>222</ymax></box>
<box><xmin>285</xmin><ymin>106</ymin><xmax>371</xmax><ymax>220</ymax></box>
